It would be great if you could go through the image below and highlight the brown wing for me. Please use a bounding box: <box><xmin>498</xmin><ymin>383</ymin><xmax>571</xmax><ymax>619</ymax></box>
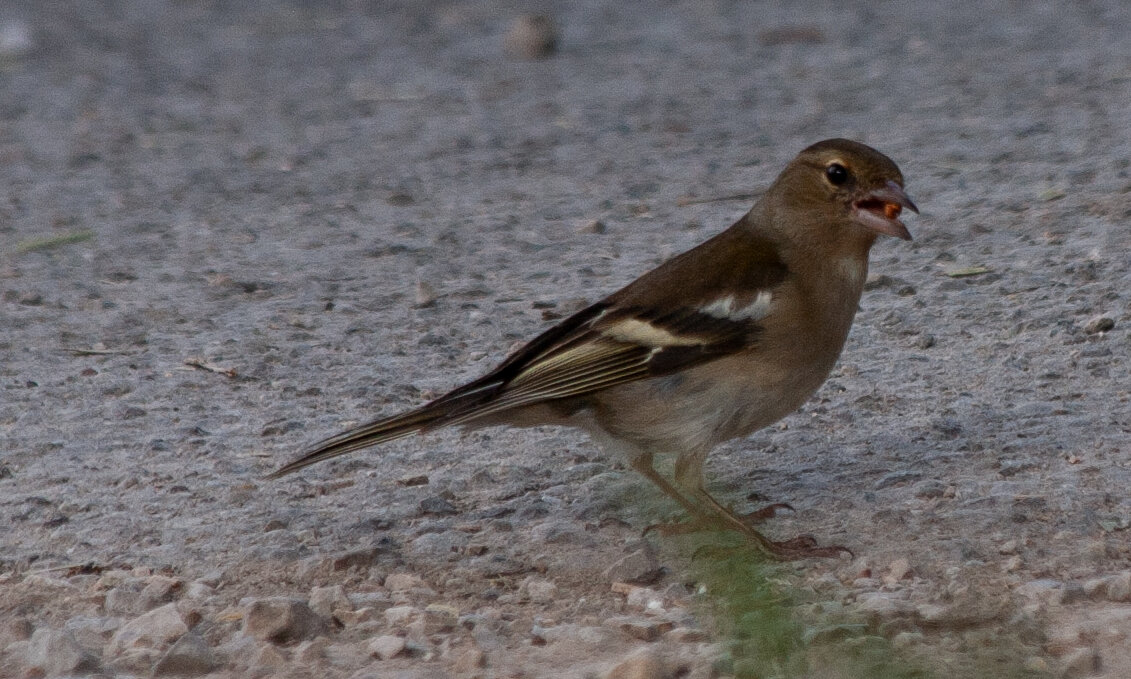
<box><xmin>268</xmin><ymin>301</ymin><xmax>767</xmax><ymax>478</ymax></box>
<box><xmin>270</xmin><ymin>219</ymin><xmax>790</xmax><ymax>477</ymax></box>
<box><xmin>434</xmin><ymin>303</ymin><xmax>765</xmax><ymax>426</ymax></box>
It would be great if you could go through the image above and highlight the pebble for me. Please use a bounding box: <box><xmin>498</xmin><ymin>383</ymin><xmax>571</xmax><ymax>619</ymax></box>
<box><xmin>26</xmin><ymin>627</ymin><xmax>100</xmax><ymax>676</ymax></box>
<box><xmin>424</xmin><ymin>603</ymin><xmax>460</xmax><ymax>630</ymax></box>
<box><xmin>419</xmin><ymin>495</ymin><xmax>459</xmax><ymax>516</ymax></box>
<box><xmin>578</xmin><ymin>219</ymin><xmax>608</xmax><ymax>234</ymax></box>
<box><xmin>64</xmin><ymin>615</ymin><xmax>118</xmax><ymax>651</ymax></box>
<box><xmin>606</xmin><ymin>615</ymin><xmax>674</xmax><ymax>642</ymax></box>
<box><xmin>884</xmin><ymin>558</ymin><xmax>912</xmax><ymax>585</ymax></box>
<box><xmin>369</xmin><ymin>634</ymin><xmax>407</xmax><ymax>660</ymax></box>
<box><xmin>210</xmin><ymin>634</ymin><xmax>253</xmax><ymax>671</ymax></box>
<box><xmin>242</xmin><ymin>597</ymin><xmax>328</xmax><ymax>644</ymax></box>
<box><xmin>1082</xmin><ymin>577</ymin><xmax>1110</xmax><ymax>600</ymax></box>
<box><xmin>385</xmin><ymin>605</ymin><xmax>420</xmax><ymax>626</ymax></box>
<box><xmin>0</xmin><ymin>19</ymin><xmax>34</xmax><ymax>58</ymax></box>
<box><xmin>108</xmin><ymin>602</ymin><xmax>188</xmax><ymax>656</ymax></box>
<box><xmin>1083</xmin><ymin>316</ymin><xmax>1114</xmax><ymax>334</ymax></box>
<box><xmin>104</xmin><ymin>582</ymin><xmax>148</xmax><ymax>616</ymax></box>
<box><xmin>179</xmin><ymin>603</ymin><xmax>202</xmax><ymax>629</ymax></box>
<box><xmin>251</xmin><ymin>641</ymin><xmax>288</xmax><ymax>669</ymax></box>
<box><xmin>327</xmin><ymin>641</ymin><xmax>371</xmax><ymax>667</ymax></box>
<box><xmin>294</xmin><ymin>637</ymin><xmax>329</xmax><ymax>663</ymax></box>
<box><xmin>414</xmin><ymin>281</ymin><xmax>438</xmax><ymax>308</ymax></box>
<box><xmin>142</xmin><ymin>575</ymin><xmax>184</xmax><ymax>604</ymax></box>
<box><xmin>603</xmin><ymin>647</ymin><xmax>672</xmax><ymax>679</ymax></box>
<box><xmin>1048</xmin><ymin>605</ymin><xmax>1131</xmax><ymax>655</ymax></box>
<box><xmin>521</xmin><ymin>577</ymin><xmax>558</xmax><ymax>603</ymax></box>
<box><xmin>604</xmin><ymin>546</ymin><xmax>662</xmax><ymax>585</ymax></box>
<box><xmin>186</xmin><ymin>580</ymin><xmax>215</xmax><ymax>599</ymax></box>
<box><xmin>1017</xmin><ymin>579</ymin><xmax>1067</xmax><ymax>609</ymax></box>
<box><xmin>666</xmin><ymin>626</ymin><xmax>708</xmax><ymax>643</ymax></box>
<box><xmin>530</xmin><ymin>520</ymin><xmax>592</xmax><ymax>544</ymax></box>
<box><xmin>1105</xmin><ymin>572</ymin><xmax>1131</xmax><ymax>602</ymax></box>
<box><xmin>309</xmin><ymin>584</ymin><xmax>352</xmax><ymax>618</ymax></box>
<box><xmin>532</xmin><ymin>623</ymin><xmax>616</xmax><ymax>645</ymax></box>
<box><xmin>1059</xmin><ymin>647</ymin><xmax>1101</xmax><ymax>677</ymax></box>
<box><xmin>349</xmin><ymin>591</ymin><xmax>394</xmax><ymax>609</ymax></box>
<box><xmin>1081</xmin><ymin>572</ymin><xmax>1131</xmax><ymax>602</ymax></box>
<box><xmin>399</xmin><ymin>473</ymin><xmax>430</xmax><ymax>487</ymax></box>
<box><xmin>891</xmin><ymin>631</ymin><xmax>924</xmax><ymax>649</ymax></box>
<box><xmin>625</xmin><ymin>586</ymin><xmax>665</xmax><ymax>612</ymax></box>
<box><xmin>385</xmin><ymin>572</ymin><xmax>427</xmax><ymax>592</ymax></box>
<box><xmin>115</xmin><ymin>648</ymin><xmax>163</xmax><ymax>674</ymax></box>
<box><xmin>1061</xmin><ymin>583</ymin><xmax>1089</xmax><ymax>605</ymax></box>
<box><xmin>410</xmin><ymin>530</ymin><xmax>467</xmax><ymax>558</ymax></box>
<box><xmin>332</xmin><ymin>546</ymin><xmax>382</xmax><ymax>571</ymax></box>
<box><xmin>503</xmin><ymin>14</ymin><xmax>557</xmax><ymax>60</ymax></box>
<box><xmin>911</xmin><ymin>479</ymin><xmax>947</xmax><ymax>499</ymax></box>
<box><xmin>1023</xmin><ymin>656</ymin><xmax>1050</xmax><ymax>673</ymax></box>
<box><xmin>2</xmin><ymin>619</ymin><xmax>32</xmax><ymax>661</ymax></box>
<box><xmin>854</xmin><ymin>592</ymin><xmax>912</xmax><ymax>619</ymax></box>
<box><xmin>152</xmin><ymin>632</ymin><xmax>215</xmax><ymax>676</ymax></box>
<box><xmin>452</xmin><ymin>647</ymin><xmax>487</xmax><ymax>674</ymax></box>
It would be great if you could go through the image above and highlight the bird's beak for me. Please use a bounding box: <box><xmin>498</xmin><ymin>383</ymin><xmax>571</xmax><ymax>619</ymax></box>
<box><xmin>852</xmin><ymin>180</ymin><xmax>918</xmax><ymax>240</ymax></box>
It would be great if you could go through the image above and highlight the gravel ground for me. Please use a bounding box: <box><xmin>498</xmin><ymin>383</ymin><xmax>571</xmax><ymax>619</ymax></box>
<box><xmin>1</xmin><ymin>1</ymin><xmax>1130</xmax><ymax>678</ymax></box>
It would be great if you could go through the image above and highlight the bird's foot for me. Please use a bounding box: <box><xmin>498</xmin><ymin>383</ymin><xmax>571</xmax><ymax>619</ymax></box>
<box><xmin>761</xmin><ymin>534</ymin><xmax>853</xmax><ymax>560</ymax></box>
<box><xmin>641</xmin><ymin>505</ymin><xmax>850</xmax><ymax>560</ymax></box>
<box><xmin>686</xmin><ymin>532</ymin><xmax>849</xmax><ymax>562</ymax></box>
<box><xmin>715</xmin><ymin>507</ymin><xmax>851</xmax><ymax>560</ymax></box>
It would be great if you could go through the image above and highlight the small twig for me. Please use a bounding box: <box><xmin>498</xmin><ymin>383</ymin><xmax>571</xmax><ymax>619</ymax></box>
<box><xmin>64</xmin><ymin>347</ymin><xmax>133</xmax><ymax>356</ymax></box>
<box><xmin>184</xmin><ymin>358</ymin><xmax>239</xmax><ymax>378</ymax></box>
<box><xmin>944</xmin><ymin>266</ymin><xmax>992</xmax><ymax>278</ymax></box>
<box><xmin>14</xmin><ymin>230</ymin><xmax>94</xmax><ymax>254</ymax></box>
<box><xmin>677</xmin><ymin>193</ymin><xmax>758</xmax><ymax>207</ymax></box>
<box><xmin>20</xmin><ymin>562</ymin><xmax>109</xmax><ymax>577</ymax></box>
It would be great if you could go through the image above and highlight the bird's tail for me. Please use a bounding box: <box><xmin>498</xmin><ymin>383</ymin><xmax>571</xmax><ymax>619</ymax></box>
<box><xmin>267</xmin><ymin>376</ymin><xmax>508</xmax><ymax>479</ymax></box>
<box><xmin>265</xmin><ymin>406</ymin><xmax>447</xmax><ymax>479</ymax></box>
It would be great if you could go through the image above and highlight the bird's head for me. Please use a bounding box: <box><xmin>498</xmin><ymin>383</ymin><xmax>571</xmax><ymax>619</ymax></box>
<box><xmin>771</xmin><ymin>138</ymin><xmax>918</xmax><ymax>242</ymax></box>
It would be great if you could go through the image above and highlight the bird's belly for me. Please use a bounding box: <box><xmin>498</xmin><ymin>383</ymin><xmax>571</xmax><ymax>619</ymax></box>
<box><xmin>589</xmin><ymin>353</ymin><xmax>834</xmax><ymax>455</ymax></box>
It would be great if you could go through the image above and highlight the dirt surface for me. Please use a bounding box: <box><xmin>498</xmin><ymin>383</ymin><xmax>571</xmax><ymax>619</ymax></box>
<box><xmin>1</xmin><ymin>1</ymin><xmax>1130</xmax><ymax>678</ymax></box>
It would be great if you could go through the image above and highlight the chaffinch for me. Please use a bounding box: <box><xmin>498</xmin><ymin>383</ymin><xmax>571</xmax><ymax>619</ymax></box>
<box><xmin>271</xmin><ymin>138</ymin><xmax>918</xmax><ymax>559</ymax></box>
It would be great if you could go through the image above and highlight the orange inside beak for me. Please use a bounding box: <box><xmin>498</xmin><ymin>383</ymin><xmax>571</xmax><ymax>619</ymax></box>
<box><xmin>883</xmin><ymin>202</ymin><xmax>903</xmax><ymax>220</ymax></box>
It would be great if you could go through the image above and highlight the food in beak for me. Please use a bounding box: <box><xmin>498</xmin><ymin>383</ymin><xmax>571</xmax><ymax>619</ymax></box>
<box><xmin>852</xmin><ymin>180</ymin><xmax>917</xmax><ymax>240</ymax></box>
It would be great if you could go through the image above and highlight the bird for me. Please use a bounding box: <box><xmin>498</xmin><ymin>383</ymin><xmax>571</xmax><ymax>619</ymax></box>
<box><xmin>269</xmin><ymin>138</ymin><xmax>918</xmax><ymax>559</ymax></box>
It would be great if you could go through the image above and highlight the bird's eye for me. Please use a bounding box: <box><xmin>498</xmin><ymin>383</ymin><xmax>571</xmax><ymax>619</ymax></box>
<box><xmin>825</xmin><ymin>163</ymin><xmax>849</xmax><ymax>186</ymax></box>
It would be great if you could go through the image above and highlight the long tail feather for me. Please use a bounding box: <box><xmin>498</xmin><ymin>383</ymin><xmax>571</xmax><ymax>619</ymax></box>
<box><xmin>266</xmin><ymin>407</ymin><xmax>446</xmax><ymax>479</ymax></box>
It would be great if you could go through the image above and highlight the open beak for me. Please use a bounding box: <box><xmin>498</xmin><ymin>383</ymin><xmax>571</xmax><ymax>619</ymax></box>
<box><xmin>852</xmin><ymin>180</ymin><xmax>918</xmax><ymax>240</ymax></box>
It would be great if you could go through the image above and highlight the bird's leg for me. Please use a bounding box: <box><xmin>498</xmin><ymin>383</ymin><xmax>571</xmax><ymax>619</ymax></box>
<box><xmin>673</xmin><ymin>451</ymin><xmax>793</xmax><ymax>523</ymax></box>
<box><xmin>673</xmin><ymin>453</ymin><xmax>850</xmax><ymax>560</ymax></box>
<box><xmin>628</xmin><ymin>455</ymin><xmax>724</xmax><ymax>535</ymax></box>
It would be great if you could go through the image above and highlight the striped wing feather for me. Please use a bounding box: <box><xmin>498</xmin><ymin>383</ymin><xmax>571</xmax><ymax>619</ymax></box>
<box><xmin>270</xmin><ymin>301</ymin><xmax>762</xmax><ymax>477</ymax></box>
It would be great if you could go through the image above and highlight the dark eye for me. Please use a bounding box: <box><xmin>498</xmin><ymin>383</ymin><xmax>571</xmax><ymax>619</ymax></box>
<box><xmin>825</xmin><ymin>163</ymin><xmax>849</xmax><ymax>186</ymax></box>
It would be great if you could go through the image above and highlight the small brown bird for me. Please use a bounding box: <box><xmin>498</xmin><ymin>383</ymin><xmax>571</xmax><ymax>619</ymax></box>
<box><xmin>271</xmin><ymin>138</ymin><xmax>917</xmax><ymax>559</ymax></box>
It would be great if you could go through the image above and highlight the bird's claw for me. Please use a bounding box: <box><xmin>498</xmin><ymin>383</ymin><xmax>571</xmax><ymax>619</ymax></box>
<box><xmin>740</xmin><ymin>502</ymin><xmax>794</xmax><ymax>523</ymax></box>
<box><xmin>642</xmin><ymin>505</ymin><xmax>850</xmax><ymax>561</ymax></box>
<box><xmin>766</xmin><ymin>535</ymin><xmax>853</xmax><ymax>560</ymax></box>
